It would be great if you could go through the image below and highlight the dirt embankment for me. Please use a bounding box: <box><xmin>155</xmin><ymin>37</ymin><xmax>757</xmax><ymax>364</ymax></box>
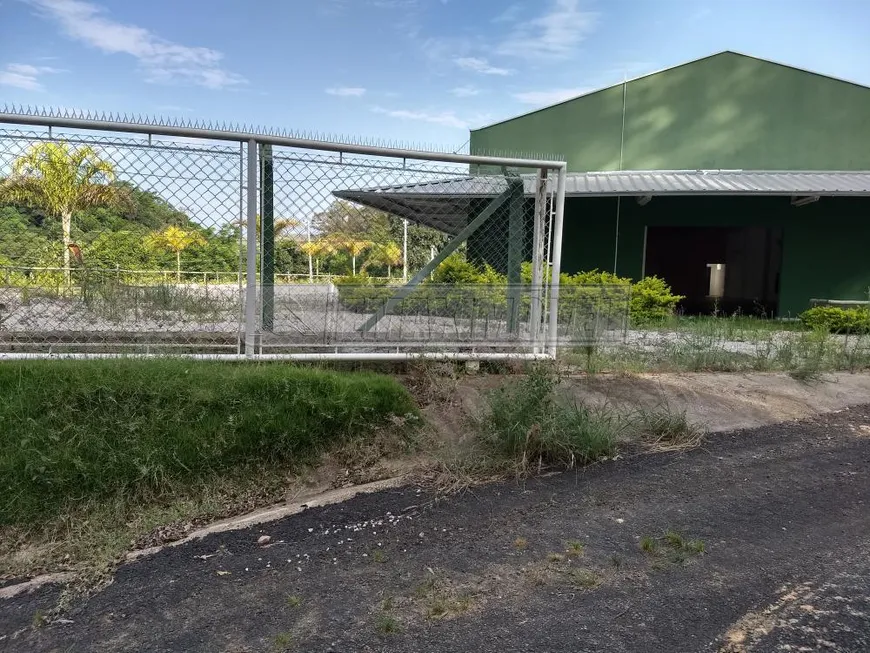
<box><xmin>422</xmin><ymin>370</ymin><xmax>870</xmax><ymax>440</ymax></box>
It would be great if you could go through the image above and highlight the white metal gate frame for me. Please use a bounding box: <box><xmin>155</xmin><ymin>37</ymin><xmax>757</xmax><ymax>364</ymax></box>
<box><xmin>0</xmin><ymin>109</ymin><xmax>567</xmax><ymax>362</ymax></box>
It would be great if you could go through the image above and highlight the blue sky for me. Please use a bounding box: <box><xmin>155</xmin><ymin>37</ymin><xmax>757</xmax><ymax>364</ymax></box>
<box><xmin>2</xmin><ymin>0</ymin><xmax>870</xmax><ymax>150</ymax></box>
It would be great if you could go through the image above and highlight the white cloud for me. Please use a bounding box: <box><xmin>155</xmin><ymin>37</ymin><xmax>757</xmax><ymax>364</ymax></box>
<box><xmin>371</xmin><ymin>105</ymin><xmax>470</xmax><ymax>129</ymax></box>
<box><xmin>0</xmin><ymin>62</ymin><xmax>61</xmax><ymax>91</ymax></box>
<box><xmin>326</xmin><ymin>86</ymin><xmax>367</xmax><ymax>97</ymax></box>
<box><xmin>454</xmin><ymin>57</ymin><xmax>511</xmax><ymax>76</ymax></box>
<box><xmin>450</xmin><ymin>85</ymin><xmax>481</xmax><ymax>97</ymax></box>
<box><xmin>513</xmin><ymin>87</ymin><xmax>589</xmax><ymax>105</ymax></box>
<box><xmin>7</xmin><ymin>63</ymin><xmax>62</xmax><ymax>75</ymax></box>
<box><xmin>27</xmin><ymin>0</ymin><xmax>246</xmax><ymax>89</ymax></box>
<box><xmin>497</xmin><ymin>0</ymin><xmax>597</xmax><ymax>60</ymax></box>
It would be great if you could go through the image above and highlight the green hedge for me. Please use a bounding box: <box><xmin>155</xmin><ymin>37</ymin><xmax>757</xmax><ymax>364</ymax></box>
<box><xmin>334</xmin><ymin>255</ymin><xmax>683</xmax><ymax>327</ymax></box>
<box><xmin>799</xmin><ymin>306</ymin><xmax>870</xmax><ymax>333</ymax></box>
<box><xmin>0</xmin><ymin>360</ymin><xmax>417</xmax><ymax>525</ymax></box>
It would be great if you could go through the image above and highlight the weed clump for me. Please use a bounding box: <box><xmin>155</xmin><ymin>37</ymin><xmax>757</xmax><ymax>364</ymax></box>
<box><xmin>641</xmin><ymin>529</ymin><xmax>706</xmax><ymax>563</ymax></box>
<box><xmin>374</xmin><ymin>613</ymin><xmax>401</xmax><ymax>635</ymax></box>
<box><xmin>478</xmin><ymin>365</ymin><xmax>618</xmax><ymax>474</ymax></box>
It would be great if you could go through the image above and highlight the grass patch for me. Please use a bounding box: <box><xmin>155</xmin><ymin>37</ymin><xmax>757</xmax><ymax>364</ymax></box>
<box><xmin>374</xmin><ymin>612</ymin><xmax>401</xmax><ymax>635</ymax></box>
<box><xmin>286</xmin><ymin>595</ymin><xmax>302</xmax><ymax>608</ymax></box>
<box><xmin>424</xmin><ymin>592</ymin><xmax>473</xmax><ymax>620</ymax></box>
<box><xmin>371</xmin><ymin>549</ymin><xmax>387</xmax><ymax>563</ymax></box>
<box><xmin>641</xmin><ymin>530</ymin><xmax>706</xmax><ymax>564</ymax></box>
<box><xmin>565</xmin><ymin>315</ymin><xmax>870</xmax><ymax>375</ymax></box>
<box><xmin>568</xmin><ymin>568</ymin><xmax>601</xmax><ymax>589</ymax></box>
<box><xmin>272</xmin><ymin>631</ymin><xmax>293</xmax><ymax>650</ymax></box>
<box><xmin>0</xmin><ymin>360</ymin><xmax>417</xmax><ymax>527</ymax></box>
<box><xmin>633</xmin><ymin>404</ymin><xmax>703</xmax><ymax>452</ymax></box>
<box><xmin>566</xmin><ymin>540</ymin><xmax>585</xmax><ymax>557</ymax></box>
<box><xmin>513</xmin><ymin>537</ymin><xmax>528</xmax><ymax>550</ymax></box>
<box><xmin>477</xmin><ymin>365</ymin><xmax>619</xmax><ymax>475</ymax></box>
<box><xmin>640</xmin><ymin>536</ymin><xmax>658</xmax><ymax>553</ymax></box>
<box><xmin>410</xmin><ymin>571</ymin><xmax>476</xmax><ymax>620</ymax></box>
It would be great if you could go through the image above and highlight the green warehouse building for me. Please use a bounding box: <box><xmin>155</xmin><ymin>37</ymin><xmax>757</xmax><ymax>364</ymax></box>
<box><xmin>344</xmin><ymin>51</ymin><xmax>870</xmax><ymax>317</ymax></box>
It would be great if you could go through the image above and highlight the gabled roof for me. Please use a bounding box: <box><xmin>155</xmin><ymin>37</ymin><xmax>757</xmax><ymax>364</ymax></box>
<box><xmin>473</xmin><ymin>51</ymin><xmax>870</xmax><ymax>132</ymax></box>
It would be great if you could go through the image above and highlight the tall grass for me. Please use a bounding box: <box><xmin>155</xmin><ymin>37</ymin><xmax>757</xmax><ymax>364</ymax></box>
<box><xmin>474</xmin><ymin>366</ymin><xmax>703</xmax><ymax>475</ymax></box>
<box><xmin>0</xmin><ymin>360</ymin><xmax>417</xmax><ymax>525</ymax></box>
<box><xmin>476</xmin><ymin>366</ymin><xmax>619</xmax><ymax>474</ymax></box>
<box><xmin>570</xmin><ymin>316</ymin><xmax>870</xmax><ymax>375</ymax></box>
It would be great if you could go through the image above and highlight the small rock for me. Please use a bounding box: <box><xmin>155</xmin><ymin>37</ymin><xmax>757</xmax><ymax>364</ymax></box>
<box><xmin>257</xmin><ymin>535</ymin><xmax>272</xmax><ymax>545</ymax></box>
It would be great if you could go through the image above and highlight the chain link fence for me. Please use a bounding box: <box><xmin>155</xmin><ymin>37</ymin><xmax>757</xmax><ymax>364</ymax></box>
<box><xmin>0</xmin><ymin>109</ymin><xmax>629</xmax><ymax>359</ymax></box>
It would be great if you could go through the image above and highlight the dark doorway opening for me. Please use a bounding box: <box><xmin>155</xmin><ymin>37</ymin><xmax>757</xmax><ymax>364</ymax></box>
<box><xmin>644</xmin><ymin>226</ymin><xmax>782</xmax><ymax>316</ymax></box>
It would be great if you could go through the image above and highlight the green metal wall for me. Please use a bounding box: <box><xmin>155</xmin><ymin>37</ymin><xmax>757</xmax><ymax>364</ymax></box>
<box><xmin>470</xmin><ymin>52</ymin><xmax>870</xmax><ymax>171</ymax></box>
<box><xmin>561</xmin><ymin>196</ymin><xmax>870</xmax><ymax>316</ymax></box>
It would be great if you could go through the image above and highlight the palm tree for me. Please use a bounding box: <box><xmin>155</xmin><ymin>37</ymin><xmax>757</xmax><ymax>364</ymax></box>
<box><xmin>300</xmin><ymin>239</ymin><xmax>330</xmax><ymax>281</ymax></box>
<box><xmin>367</xmin><ymin>242</ymin><xmax>403</xmax><ymax>278</ymax></box>
<box><xmin>234</xmin><ymin>214</ymin><xmax>301</xmax><ymax>240</ymax></box>
<box><xmin>146</xmin><ymin>225</ymin><xmax>207</xmax><ymax>281</ymax></box>
<box><xmin>0</xmin><ymin>142</ymin><xmax>129</xmax><ymax>283</ymax></box>
<box><xmin>344</xmin><ymin>238</ymin><xmax>372</xmax><ymax>276</ymax></box>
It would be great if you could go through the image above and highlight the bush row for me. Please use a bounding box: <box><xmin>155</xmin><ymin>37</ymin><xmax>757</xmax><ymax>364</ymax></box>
<box><xmin>333</xmin><ymin>254</ymin><xmax>683</xmax><ymax>327</ymax></box>
<box><xmin>799</xmin><ymin>305</ymin><xmax>870</xmax><ymax>333</ymax></box>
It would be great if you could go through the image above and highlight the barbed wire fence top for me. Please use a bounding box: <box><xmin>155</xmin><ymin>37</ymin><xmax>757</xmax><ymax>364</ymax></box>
<box><xmin>0</xmin><ymin>108</ymin><xmax>627</xmax><ymax>360</ymax></box>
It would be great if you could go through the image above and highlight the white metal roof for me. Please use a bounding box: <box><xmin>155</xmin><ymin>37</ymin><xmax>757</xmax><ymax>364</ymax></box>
<box><xmin>563</xmin><ymin>170</ymin><xmax>870</xmax><ymax>196</ymax></box>
<box><xmin>334</xmin><ymin>169</ymin><xmax>870</xmax><ymax>234</ymax></box>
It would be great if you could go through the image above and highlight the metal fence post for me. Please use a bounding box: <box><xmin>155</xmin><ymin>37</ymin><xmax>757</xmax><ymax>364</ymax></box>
<box><xmin>506</xmin><ymin>176</ymin><xmax>524</xmax><ymax>334</ymax></box>
<box><xmin>530</xmin><ymin>168</ymin><xmax>547</xmax><ymax>351</ymax></box>
<box><xmin>245</xmin><ymin>139</ymin><xmax>259</xmax><ymax>356</ymax></box>
<box><xmin>547</xmin><ymin>166</ymin><xmax>567</xmax><ymax>357</ymax></box>
<box><xmin>259</xmin><ymin>143</ymin><xmax>275</xmax><ymax>331</ymax></box>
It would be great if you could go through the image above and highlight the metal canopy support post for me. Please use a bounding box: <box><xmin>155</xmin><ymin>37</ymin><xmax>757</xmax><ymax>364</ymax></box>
<box><xmin>244</xmin><ymin>139</ymin><xmax>259</xmax><ymax>356</ymax></box>
<box><xmin>529</xmin><ymin>168</ymin><xmax>547</xmax><ymax>350</ymax></box>
<box><xmin>359</xmin><ymin>179</ymin><xmax>522</xmax><ymax>334</ymax></box>
<box><xmin>259</xmin><ymin>143</ymin><xmax>275</xmax><ymax>331</ymax></box>
<box><xmin>547</xmin><ymin>166</ymin><xmax>567</xmax><ymax>356</ymax></box>
<box><xmin>506</xmin><ymin>176</ymin><xmax>524</xmax><ymax>334</ymax></box>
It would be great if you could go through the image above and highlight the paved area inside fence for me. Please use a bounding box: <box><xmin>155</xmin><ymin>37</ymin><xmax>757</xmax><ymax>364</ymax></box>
<box><xmin>4</xmin><ymin>406</ymin><xmax>870</xmax><ymax>652</ymax></box>
<box><xmin>0</xmin><ymin>283</ymin><xmax>593</xmax><ymax>349</ymax></box>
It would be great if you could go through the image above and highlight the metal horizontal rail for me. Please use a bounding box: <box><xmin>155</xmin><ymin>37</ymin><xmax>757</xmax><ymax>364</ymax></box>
<box><xmin>0</xmin><ymin>352</ymin><xmax>554</xmax><ymax>362</ymax></box>
<box><xmin>809</xmin><ymin>298</ymin><xmax>870</xmax><ymax>307</ymax></box>
<box><xmin>0</xmin><ymin>112</ymin><xmax>567</xmax><ymax>170</ymax></box>
<box><xmin>2</xmin><ymin>131</ymin><xmax>240</xmax><ymax>157</ymax></box>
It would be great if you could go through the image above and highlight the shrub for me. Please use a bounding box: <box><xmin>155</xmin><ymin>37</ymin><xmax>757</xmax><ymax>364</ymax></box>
<box><xmin>799</xmin><ymin>305</ymin><xmax>870</xmax><ymax>334</ymax></box>
<box><xmin>630</xmin><ymin>276</ymin><xmax>684</xmax><ymax>327</ymax></box>
<box><xmin>479</xmin><ymin>365</ymin><xmax>618</xmax><ymax>473</ymax></box>
<box><xmin>431</xmin><ymin>253</ymin><xmax>490</xmax><ymax>285</ymax></box>
<box><xmin>336</xmin><ymin>256</ymin><xmax>684</xmax><ymax>327</ymax></box>
<box><xmin>333</xmin><ymin>274</ymin><xmax>393</xmax><ymax>312</ymax></box>
<box><xmin>0</xmin><ymin>360</ymin><xmax>417</xmax><ymax>525</ymax></box>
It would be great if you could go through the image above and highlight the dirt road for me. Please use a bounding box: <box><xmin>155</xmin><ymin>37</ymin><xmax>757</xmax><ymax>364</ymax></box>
<box><xmin>4</xmin><ymin>405</ymin><xmax>870</xmax><ymax>652</ymax></box>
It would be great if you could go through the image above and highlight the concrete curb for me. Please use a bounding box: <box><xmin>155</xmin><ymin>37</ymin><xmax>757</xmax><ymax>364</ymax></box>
<box><xmin>1</xmin><ymin>476</ymin><xmax>409</xmax><ymax>602</ymax></box>
<box><xmin>125</xmin><ymin>475</ymin><xmax>409</xmax><ymax>562</ymax></box>
<box><xmin>0</xmin><ymin>573</ymin><xmax>77</xmax><ymax>601</ymax></box>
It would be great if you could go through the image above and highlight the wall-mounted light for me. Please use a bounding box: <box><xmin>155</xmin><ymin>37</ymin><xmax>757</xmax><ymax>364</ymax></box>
<box><xmin>637</xmin><ymin>195</ymin><xmax>652</xmax><ymax>206</ymax></box>
<box><xmin>706</xmin><ymin>263</ymin><xmax>726</xmax><ymax>298</ymax></box>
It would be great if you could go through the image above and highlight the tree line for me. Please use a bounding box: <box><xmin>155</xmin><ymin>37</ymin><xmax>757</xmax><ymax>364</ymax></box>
<box><xmin>0</xmin><ymin>142</ymin><xmax>447</xmax><ymax>283</ymax></box>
